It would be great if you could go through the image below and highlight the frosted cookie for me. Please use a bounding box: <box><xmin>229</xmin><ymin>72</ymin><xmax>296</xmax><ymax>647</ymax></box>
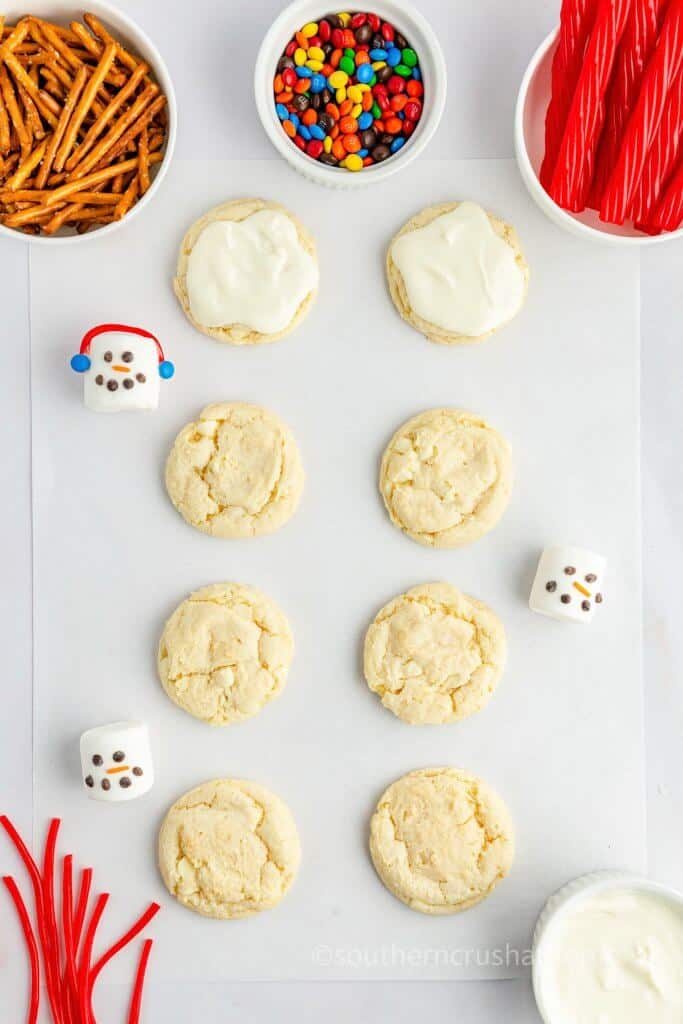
<box><xmin>379</xmin><ymin>408</ymin><xmax>512</xmax><ymax>548</ymax></box>
<box><xmin>386</xmin><ymin>201</ymin><xmax>529</xmax><ymax>345</ymax></box>
<box><xmin>165</xmin><ymin>402</ymin><xmax>305</xmax><ymax>538</ymax></box>
<box><xmin>158</xmin><ymin>778</ymin><xmax>301</xmax><ymax>919</ymax></box>
<box><xmin>173</xmin><ymin>198</ymin><xmax>319</xmax><ymax>345</ymax></box>
<box><xmin>364</xmin><ymin>583</ymin><xmax>506</xmax><ymax>724</ymax></box>
<box><xmin>158</xmin><ymin>583</ymin><xmax>294</xmax><ymax>725</ymax></box>
<box><xmin>369</xmin><ymin>767</ymin><xmax>514</xmax><ymax>915</ymax></box>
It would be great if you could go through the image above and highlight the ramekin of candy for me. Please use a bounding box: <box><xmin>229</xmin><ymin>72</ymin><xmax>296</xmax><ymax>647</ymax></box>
<box><xmin>254</xmin><ymin>0</ymin><xmax>446</xmax><ymax>187</ymax></box>
<box><xmin>515</xmin><ymin>0</ymin><xmax>683</xmax><ymax>245</ymax></box>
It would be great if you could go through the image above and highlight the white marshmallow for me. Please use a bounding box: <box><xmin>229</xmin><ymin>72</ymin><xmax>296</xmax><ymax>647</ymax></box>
<box><xmin>83</xmin><ymin>332</ymin><xmax>160</xmax><ymax>412</ymax></box>
<box><xmin>529</xmin><ymin>547</ymin><xmax>606</xmax><ymax>624</ymax></box>
<box><xmin>80</xmin><ymin>722</ymin><xmax>154</xmax><ymax>802</ymax></box>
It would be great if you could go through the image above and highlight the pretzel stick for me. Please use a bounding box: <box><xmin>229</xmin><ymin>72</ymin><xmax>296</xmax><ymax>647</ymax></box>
<box><xmin>64</xmin><ymin>60</ymin><xmax>147</xmax><ymax>170</ymax></box>
<box><xmin>5</xmin><ymin>133</ymin><xmax>47</xmax><ymax>189</ymax></box>
<box><xmin>37</xmin><ymin>88</ymin><xmax>61</xmax><ymax>117</ymax></box>
<box><xmin>0</xmin><ymin>73</ymin><xmax>10</xmax><ymax>154</ymax></box>
<box><xmin>68</xmin><ymin>82</ymin><xmax>158</xmax><ymax>178</ymax></box>
<box><xmin>69</xmin><ymin>22</ymin><xmax>127</xmax><ymax>85</ymax></box>
<box><xmin>83</xmin><ymin>13</ymin><xmax>142</xmax><ymax>75</ymax></box>
<box><xmin>18</xmin><ymin>82</ymin><xmax>45</xmax><ymax>139</ymax></box>
<box><xmin>43</xmin><ymin>200</ymin><xmax>82</xmax><ymax>233</ymax></box>
<box><xmin>41</xmin><ymin>55</ymin><xmax>106</xmax><ymax>119</ymax></box>
<box><xmin>100</xmin><ymin>93</ymin><xmax>165</xmax><ymax>165</ymax></box>
<box><xmin>138</xmin><ymin>125</ymin><xmax>150</xmax><ymax>193</ymax></box>
<box><xmin>113</xmin><ymin>173</ymin><xmax>138</xmax><ymax>218</ymax></box>
<box><xmin>53</xmin><ymin>41</ymin><xmax>114</xmax><ymax>171</ymax></box>
<box><xmin>45</xmin><ymin>150</ymin><xmax>161</xmax><ymax>204</ymax></box>
<box><xmin>0</xmin><ymin>65</ymin><xmax>31</xmax><ymax>158</ymax></box>
<box><xmin>2</xmin><ymin>51</ymin><xmax>58</xmax><ymax>126</ymax></box>
<box><xmin>36</xmin><ymin>64</ymin><xmax>86</xmax><ymax>187</ymax></box>
<box><xmin>2</xmin><ymin>19</ymin><xmax>31</xmax><ymax>53</ymax></box>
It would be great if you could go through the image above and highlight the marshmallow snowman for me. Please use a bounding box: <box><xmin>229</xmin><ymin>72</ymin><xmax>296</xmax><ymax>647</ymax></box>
<box><xmin>70</xmin><ymin>324</ymin><xmax>174</xmax><ymax>412</ymax></box>
<box><xmin>80</xmin><ymin>722</ymin><xmax>154</xmax><ymax>802</ymax></box>
<box><xmin>530</xmin><ymin>547</ymin><xmax>606</xmax><ymax>624</ymax></box>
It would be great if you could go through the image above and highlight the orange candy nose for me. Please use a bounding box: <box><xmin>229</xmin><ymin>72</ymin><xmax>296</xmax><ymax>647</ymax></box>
<box><xmin>111</xmin><ymin>365</ymin><xmax>130</xmax><ymax>373</ymax></box>
<box><xmin>106</xmin><ymin>764</ymin><xmax>130</xmax><ymax>774</ymax></box>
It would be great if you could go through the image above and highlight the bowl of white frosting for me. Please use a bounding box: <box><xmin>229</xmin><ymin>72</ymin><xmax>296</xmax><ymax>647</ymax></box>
<box><xmin>532</xmin><ymin>871</ymin><xmax>683</xmax><ymax>1024</ymax></box>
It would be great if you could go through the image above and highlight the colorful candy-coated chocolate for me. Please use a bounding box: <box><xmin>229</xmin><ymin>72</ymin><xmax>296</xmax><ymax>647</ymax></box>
<box><xmin>272</xmin><ymin>10</ymin><xmax>425</xmax><ymax>171</ymax></box>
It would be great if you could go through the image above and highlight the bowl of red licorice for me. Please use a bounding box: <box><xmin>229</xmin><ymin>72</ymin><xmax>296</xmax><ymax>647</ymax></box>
<box><xmin>254</xmin><ymin>0</ymin><xmax>446</xmax><ymax>187</ymax></box>
<box><xmin>515</xmin><ymin>0</ymin><xmax>683</xmax><ymax>245</ymax></box>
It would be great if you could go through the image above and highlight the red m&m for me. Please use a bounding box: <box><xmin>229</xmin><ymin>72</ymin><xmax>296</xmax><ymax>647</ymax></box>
<box><xmin>273</xmin><ymin>11</ymin><xmax>424</xmax><ymax>171</ymax></box>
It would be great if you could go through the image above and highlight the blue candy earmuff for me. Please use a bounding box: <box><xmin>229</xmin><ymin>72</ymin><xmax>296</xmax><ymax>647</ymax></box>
<box><xmin>70</xmin><ymin>323</ymin><xmax>174</xmax><ymax>379</ymax></box>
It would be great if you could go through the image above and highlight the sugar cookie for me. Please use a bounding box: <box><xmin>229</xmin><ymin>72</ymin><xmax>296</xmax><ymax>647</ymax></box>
<box><xmin>173</xmin><ymin>199</ymin><xmax>319</xmax><ymax>345</ymax></box>
<box><xmin>157</xmin><ymin>583</ymin><xmax>293</xmax><ymax>725</ymax></box>
<box><xmin>386</xmin><ymin>201</ymin><xmax>529</xmax><ymax>345</ymax></box>
<box><xmin>364</xmin><ymin>583</ymin><xmax>506</xmax><ymax>724</ymax></box>
<box><xmin>158</xmin><ymin>778</ymin><xmax>301</xmax><ymax>919</ymax></box>
<box><xmin>379</xmin><ymin>408</ymin><xmax>512</xmax><ymax>548</ymax></box>
<box><xmin>165</xmin><ymin>402</ymin><xmax>305</xmax><ymax>538</ymax></box>
<box><xmin>369</xmin><ymin>767</ymin><xmax>514</xmax><ymax>914</ymax></box>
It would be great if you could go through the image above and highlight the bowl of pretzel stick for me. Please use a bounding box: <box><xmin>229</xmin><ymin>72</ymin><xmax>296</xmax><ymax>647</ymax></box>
<box><xmin>0</xmin><ymin>2</ymin><xmax>176</xmax><ymax>241</ymax></box>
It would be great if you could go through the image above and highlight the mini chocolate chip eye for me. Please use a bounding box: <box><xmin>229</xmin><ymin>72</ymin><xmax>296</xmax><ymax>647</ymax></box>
<box><xmin>132</xmin><ymin>766</ymin><xmax>143</xmax><ymax>777</ymax></box>
<box><xmin>581</xmin><ymin>600</ymin><xmax>591</xmax><ymax>611</ymax></box>
<box><xmin>560</xmin><ymin>594</ymin><xmax>571</xmax><ymax>604</ymax></box>
<box><xmin>545</xmin><ymin>580</ymin><xmax>557</xmax><ymax>592</ymax></box>
<box><xmin>564</xmin><ymin>566</ymin><xmax>576</xmax><ymax>575</ymax></box>
<box><xmin>135</xmin><ymin>373</ymin><xmax>146</xmax><ymax>383</ymax></box>
<box><xmin>95</xmin><ymin>375</ymin><xmax>104</xmax><ymax>385</ymax></box>
<box><xmin>112</xmin><ymin>750</ymin><xmax>125</xmax><ymax>763</ymax></box>
<box><xmin>107</xmin><ymin>380</ymin><xmax>118</xmax><ymax>392</ymax></box>
<box><xmin>85</xmin><ymin>776</ymin><xmax>94</xmax><ymax>788</ymax></box>
<box><xmin>119</xmin><ymin>777</ymin><xmax>132</xmax><ymax>789</ymax></box>
<box><xmin>585</xmin><ymin>573</ymin><xmax>597</xmax><ymax>583</ymax></box>
<box><xmin>123</xmin><ymin>378</ymin><xmax>134</xmax><ymax>390</ymax></box>
<box><xmin>103</xmin><ymin>351</ymin><xmax>113</xmax><ymax>362</ymax></box>
<box><xmin>122</xmin><ymin>351</ymin><xmax>134</xmax><ymax>363</ymax></box>
<box><xmin>101</xmin><ymin>779</ymin><xmax>111</xmax><ymax>791</ymax></box>
<box><xmin>92</xmin><ymin>754</ymin><xmax>103</xmax><ymax>766</ymax></box>
<box><xmin>595</xmin><ymin>593</ymin><xmax>603</xmax><ymax>604</ymax></box>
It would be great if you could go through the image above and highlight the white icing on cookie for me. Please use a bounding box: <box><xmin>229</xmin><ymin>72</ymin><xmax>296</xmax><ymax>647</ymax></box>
<box><xmin>390</xmin><ymin>202</ymin><xmax>526</xmax><ymax>337</ymax></box>
<box><xmin>185</xmin><ymin>210</ymin><xmax>319</xmax><ymax>334</ymax></box>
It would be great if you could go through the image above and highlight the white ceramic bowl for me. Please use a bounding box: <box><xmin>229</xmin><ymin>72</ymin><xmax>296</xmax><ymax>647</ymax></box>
<box><xmin>0</xmin><ymin>0</ymin><xmax>177</xmax><ymax>245</ymax></box>
<box><xmin>514</xmin><ymin>29</ymin><xmax>683</xmax><ymax>246</ymax></box>
<box><xmin>532</xmin><ymin>870</ymin><xmax>683</xmax><ymax>1022</ymax></box>
<box><xmin>254</xmin><ymin>0</ymin><xmax>446</xmax><ymax>188</ymax></box>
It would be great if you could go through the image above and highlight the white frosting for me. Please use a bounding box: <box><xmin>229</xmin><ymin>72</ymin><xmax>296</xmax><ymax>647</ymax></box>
<box><xmin>539</xmin><ymin>887</ymin><xmax>683</xmax><ymax>1024</ymax></box>
<box><xmin>186</xmin><ymin>210</ymin><xmax>318</xmax><ymax>333</ymax></box>
<box><xmin>84</xmin><ymin>333</ymin><xmax>160</xmax><ymax>412</ymax></box>
<box><xmin>80</xmin><ymin>721</ymin><xmax>154</xmax><ymax>802</ymax></box>
<box><xmin>390</xmin><ymin>202</ymin><xmax>526</xmax><ymax>336</ymax></box>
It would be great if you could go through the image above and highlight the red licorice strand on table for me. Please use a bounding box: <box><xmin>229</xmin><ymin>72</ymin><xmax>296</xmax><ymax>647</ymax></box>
<box><xmin>42</xmin><ymin>819</ymin><xmax>67</xmax><ymax>1024</ymax></box>
<box><xmin>549</xmin><ymin>0</ymin><xmax>632</xmax><ymax>211</ymax></box>
<box><xmin>78</xmin><ymin>892</ymin><xmax>108</xmax><ymax>1024</ymax></box>
<box><xmin>61</xmin><ymin>856</ymin><xmax>80</xmax><ymax>1024</ymax></box>
<box><xmin>540</xmin><ymin>0</ymin><xmax>598</xmax><ymax>191</ymax></box>
<box><xmin>648</xmin><ymin>154</ymin><xmax>683</xmax><ymax>230</ymax></box>
<box><xmin>631</xmin><ymin>63</ymin><xmax>683</xmax><ymax>223</ymax></box>
<box><xmin>589</xmin><ymin>0</ymin><xmax>665</xmax><ymax>207</ymax></box>
<box><xmin>3</xmin><ymin>876</ymin><xmax>40</xmax><ymax>1024</ymax></box>
<box><xmin>89</xmin><ymin>901</ymin><xmax>161</xmax><ymax>985</ymax></box>
<box><xmin>72</xmin><ymin>867</ymin><xmax>93</xmax><ymax>955</ymax></box>
<box><xmin>0</xmin><ymin>816</ymin><xmax>64</xmax><ymax>1024</ymax></box>
<box><xmin>600</xmin><ymin>0</ymin><xmax>683</xmax><ymax>223</ymax></box>
<box><xmin>127</xmin><ymin>939</ymin><xmax>153</xmax><ymax>1024</ymax></box>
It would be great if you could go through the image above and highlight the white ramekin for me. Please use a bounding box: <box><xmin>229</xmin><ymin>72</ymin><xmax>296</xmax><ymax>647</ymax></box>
<box><xmin>532</xmin><ymin>870</ymin><xmax>683</xmax><ymax>1023</ymax></box>
<box><xmin>514</xmin><ymin>29</ymin><xmax>683</xmax><ymax>247</ymax></box>
<box><xmin>0</xmin><ymin>0</ymin><xmax>177</xmax><ymax>245</ymax></box>
<box><xmin>254</xmin><ymin>0</ymin><xmax>446</xmax><ymax>189</ymax></box>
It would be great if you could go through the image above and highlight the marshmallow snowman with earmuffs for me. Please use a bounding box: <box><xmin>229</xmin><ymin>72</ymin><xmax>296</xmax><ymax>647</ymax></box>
<box><xmin>70</xmin><ymin>323</ymin><xmax>174</xmax><ymax>412</ymax></box>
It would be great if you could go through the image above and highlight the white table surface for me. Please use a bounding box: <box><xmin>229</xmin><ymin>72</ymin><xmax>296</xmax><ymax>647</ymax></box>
<box><xmin>1</xmin><ymin>0</ymin><xmax>681</xmax><ymax>1020</ymax></box>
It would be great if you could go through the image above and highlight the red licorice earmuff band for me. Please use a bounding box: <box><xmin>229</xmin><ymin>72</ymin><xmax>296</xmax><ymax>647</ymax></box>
<box><xmin>71</xmin><ymin>324</ymin><xmax>174</xmax><ymax>379</ymax></box>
